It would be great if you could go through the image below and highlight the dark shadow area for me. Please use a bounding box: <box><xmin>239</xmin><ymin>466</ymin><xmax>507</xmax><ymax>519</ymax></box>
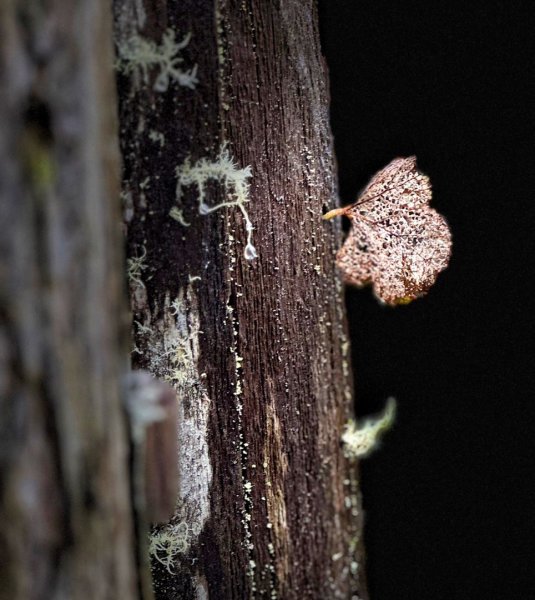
<box><xmin>319</xmin><ymin>1</ymin><xmax>534</xmax><ymax>598</ymax></box>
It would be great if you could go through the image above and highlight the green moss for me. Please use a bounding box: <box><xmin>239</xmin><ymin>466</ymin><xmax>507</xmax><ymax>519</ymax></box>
<box><xmin>22</xmin><ymin>130</ymin><xmax>55</xmax><ymax>193</ymax></box>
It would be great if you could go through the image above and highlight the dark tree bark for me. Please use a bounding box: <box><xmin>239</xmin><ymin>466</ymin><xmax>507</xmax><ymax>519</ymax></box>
<box><xmin>0</xmin><ymin>2</ymin><xmax>143</xmax><ymax>598</ymax></box>
<box><xmin>114</xmin><ymin>2</ymin><xmax>368</xmax><ymax>599</ymax></box>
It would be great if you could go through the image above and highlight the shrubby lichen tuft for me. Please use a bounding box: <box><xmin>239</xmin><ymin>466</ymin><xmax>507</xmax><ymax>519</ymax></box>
<box><xmin>116</xmin><ymin>28</ymin><xmax>198</xmax><ymax>91</ymax></box>
<box><xmin>171</xmin><ymin>143</ymin><xmax>257</xmax><ymax>260</ymax></box>
<box><xmin>342</xmin><ymin>397</ymin><xmax>396</xmax><ymax>458</ymax></box>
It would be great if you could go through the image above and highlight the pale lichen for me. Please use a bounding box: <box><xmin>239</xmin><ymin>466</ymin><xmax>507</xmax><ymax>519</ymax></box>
<box><xmin>126</xmin><ymin>247</ymin><xmax>148</xmax><ymax>288</ymax></box>
<box><xmin>116</xmin><ymin>28</ymin><xmax>198</xmax><ymax>91</ymax></box>
<box><xmin>148</xmin><ymin>129</ymin><xmax>166</xmax><ymax>147</ymax></box>
<box><xmin>144</xmin><ymin>289</ymin><xmax>212</xmax><ymax>572</ymax></box>
<box><xmin>171</xmin><ymin>143</ymin><xmax>257</xmax><ymax>260</ymax></box>
<box><xmin>342</xmin><ymin>397</ymin><xmax>396</xmax><ymax>458</ymax></box>
<box><xmin>169</xmin><ymin>206</ymin><xmax>190</xmax><ymax>227</ymax></box>
<box><xmin>149</xmin><ymin>516</ymin><xmax>203</xmax><ymax>573</ymax></box>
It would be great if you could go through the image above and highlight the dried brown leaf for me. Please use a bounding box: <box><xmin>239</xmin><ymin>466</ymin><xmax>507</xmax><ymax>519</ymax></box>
<box><xmin>325</xmin><ymin>157</ymin><xmax>452</xmax><ymax>305</ymax></box>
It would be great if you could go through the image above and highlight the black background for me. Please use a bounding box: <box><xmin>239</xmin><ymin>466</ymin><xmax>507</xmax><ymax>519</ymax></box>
<box><xmin>319</xmin><ymin>2</ymin><xmax>534</xmax><ymax>599</ymax></box>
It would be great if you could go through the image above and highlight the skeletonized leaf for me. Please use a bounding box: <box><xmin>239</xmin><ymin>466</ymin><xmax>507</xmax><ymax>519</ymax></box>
<box><xmin>324</xmin><ymin>157</ymin><xmax>452</xmax><ymax>305</ymax></box>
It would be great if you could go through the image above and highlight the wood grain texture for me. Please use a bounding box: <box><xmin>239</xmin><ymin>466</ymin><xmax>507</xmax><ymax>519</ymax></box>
<box><xmin>0</xmin><ymin>2</ymin><xmax>141</xmax><ymax>598</ymax></box>
<box><xmin>114</xmin><ymin>1</ymin><xmax>368</xmax><ymax>598</ymax></box>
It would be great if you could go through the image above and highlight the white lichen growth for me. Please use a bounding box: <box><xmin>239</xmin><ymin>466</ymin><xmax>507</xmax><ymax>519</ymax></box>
<box><xmin>342</xmin><ymin>397</ymin><xmax>397</xmax><ymax>458</ymax></box>
<box><xmin>149</xmin><ymin>518</ymin><xmax>202</xmax><ymax>573</ymax></box>
<box><xmin>145</xmin><ymin>290</ymin><xmax>211</xmax><ymax>572</ymax></box>
<box><xmin>169</xmin><ymin>206</ymin><xmax>190</xmax><ymax>227</ymax></box>
<box><xmin>169</xmin><ymin>297</ymin><xmax>182</xmax><ymax>317</ymax></box>
<box><xmin>171</xmin><ymin>143</ymin><xmax>257</xmax><ymax>260</ymax></box>
<box><xmin>134</xmin><ymin>320</ymin><xmax>153</xmax><ymax>334</ymax></box>
<box><xmin>149</xmin><ymin>129</ymin><xmax>166</xmax><ymax>147</ymax></box>
<box><xmin>116</xmin><ymin>28</ymin><xmax>198</xmax><ymax>91</ymax></box>
<box><xmin>159</xmin><ymin>327</ymin><xmax>194</xmax><ymax>388</ymax></box>
<box><xmin>126</xmin><ymin>247</ymin><xmax>147</xmax><ymax>287</ymax></box>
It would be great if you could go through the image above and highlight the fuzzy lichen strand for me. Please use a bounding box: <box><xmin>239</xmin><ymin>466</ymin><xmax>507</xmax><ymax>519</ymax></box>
<box><xmin>169</xmin><ymin>206</ymin><xmax>190</xmax><ymax>227</ymax></box>
<box><xmin>116</xmin><ymin>28</ymin><xmax>198</xmax><ymax>91</ymax></box>
<box><xmin>149</xmin><ymin>516</ymin><xmax>203</xmax><ymax>573</ymax></box>
<box><xmin>171</xmin><ymin>143</ymin><xmax>257</xmax><ymax>260</ymax></box>
<box><xmin>126</xmin><ymin>247</ymin><xmax>148</xmax><ymax>288</ymax></box>
<box><xmin>342</xmin><ymin>397</ymin><xmax>397</xmax><ymax>458</ymax></box>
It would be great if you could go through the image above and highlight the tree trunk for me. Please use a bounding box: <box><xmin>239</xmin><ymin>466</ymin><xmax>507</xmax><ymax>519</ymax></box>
<box><xmin>0</xmin><ymin>2</ymin><xmax>142</xmax><ymax>598</ymax></box>
<box><xmin>114</xmin><ymin>2</ymin><xmax>367</xmax><ymax>599</ymax></box>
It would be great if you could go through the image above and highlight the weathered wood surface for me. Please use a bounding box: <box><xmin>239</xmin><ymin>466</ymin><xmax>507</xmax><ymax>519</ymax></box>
<box><xmin>115</xmin><ymin>1</ymin><xmax>368</xmax><ymax>599</ymax></box>
<box><xmin>0</xmin><ymin>2</ymin><xmax>142</xmax><ymax>598</ymax></box>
